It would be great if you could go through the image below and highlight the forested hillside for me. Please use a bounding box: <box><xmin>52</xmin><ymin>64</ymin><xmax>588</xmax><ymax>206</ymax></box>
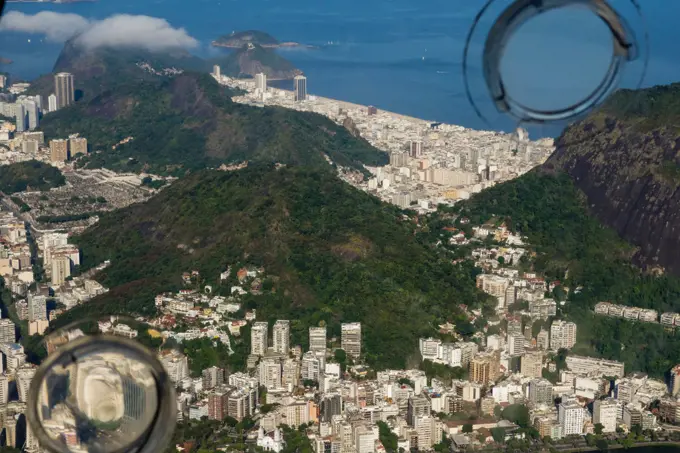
<box><xmin>56</xmin><ymin>165</ymin><xmax>492</xmax><ymax>369</ymax></box>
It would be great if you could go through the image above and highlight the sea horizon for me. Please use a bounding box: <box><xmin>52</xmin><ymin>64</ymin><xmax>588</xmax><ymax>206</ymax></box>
<box><xmin>1</xmin><ymin>0</ymin><xmax>679</xmax><ymax>139</ymax></box>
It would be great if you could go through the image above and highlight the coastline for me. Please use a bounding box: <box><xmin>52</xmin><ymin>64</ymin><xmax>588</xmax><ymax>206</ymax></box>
<box><xmin>211</xmin><ymin>41</ymin><xmax>318</xmax><ymax>50</ymax></box>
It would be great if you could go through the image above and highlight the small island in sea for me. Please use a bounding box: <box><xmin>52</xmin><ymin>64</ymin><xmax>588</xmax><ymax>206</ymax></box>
<box><xmin>212</xmin><ymin>30</ymin><xmax>316</xmax><ymax>49</ymax></box>
<box><xmin>0</xmin><ymin>57</ymin><xmax>12</xmax><ymax>65</ymax></box>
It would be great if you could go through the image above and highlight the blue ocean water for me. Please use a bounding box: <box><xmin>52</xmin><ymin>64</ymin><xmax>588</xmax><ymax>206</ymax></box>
<box><xmin>1</xmin><ymin>0</ymin><xmax>679</xmax><ymax>136</ymax></box>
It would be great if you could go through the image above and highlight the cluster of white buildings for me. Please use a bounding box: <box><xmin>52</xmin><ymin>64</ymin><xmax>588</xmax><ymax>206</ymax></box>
<box><xmin>211</xmin><ymin>68</ymin><xmax>554</xmax><ymax>212</ymax></box>
<box><xmin>0</xmin><ymin>211</ymin><xmax>34</xmax><ymax>296</ymax></box>
<box><xmin>595</xmin><ymin>302</ymin><xmax>659</xmax><ymax>324</ymax></box>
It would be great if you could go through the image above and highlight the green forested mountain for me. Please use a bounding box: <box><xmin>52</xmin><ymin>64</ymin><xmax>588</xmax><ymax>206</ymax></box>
<box><xmin>457</xmin><ymin>170</ymin><xmax>680</xmax><ymax>377</ymax></box>
<box><xmin>58</xmin><ymin>165</ymin><xmax>491</xmax><ymax>369</ymax></box>
<box><xmin>0</xmin><ymin>161</ymin><xmax>65</xmax><ymax>194</ymax></box>
<box><xmin>545</xmin><ymin>82</ymin><xmax>680</xmax><ymax>276</ymax></box>
<box><xmin>27</xmin><ymin>38</ymin><xmax>208</xmax><ymax>102</ymax></box>
<box><xmin>39</xmin><ymin>73</ymin><xmax>387</xmax><ymax>175</ymax></box>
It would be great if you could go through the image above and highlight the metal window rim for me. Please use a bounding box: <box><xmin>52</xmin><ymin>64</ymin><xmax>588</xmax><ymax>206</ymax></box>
<box><xmin>26</xmin><ymin>334</ymin><xmax>176</xmax><ymax>453</ymax></box>
<box><xmin>463</xmin><ymin>0</ymin><xmax>649</xmax><ymax>125</ymax></box>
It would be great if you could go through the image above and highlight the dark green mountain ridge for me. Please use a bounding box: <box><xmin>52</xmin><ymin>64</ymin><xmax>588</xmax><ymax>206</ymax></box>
<box><xmin>545</xmin><ymin>81</ymin><xmax>680</xmax><ymax>276</ymax></box>
<box><xmin>453</xmin><ymin>81</ymin><xmax>680</xmax><ymax>377</ymax></box>
<box><xmin>58</xmin><ymin>164</ymin><xmax>490</xmax><ymax>369</ymax></box>
<box><xmin>28</xmin><ymin>36</ymin><xmax>300</xmax><ymax>101</ymax></box>
<box><xmin>39</xmin><ymin>72</ymin><xmax>387</xmax><ymax>175</ymax></box>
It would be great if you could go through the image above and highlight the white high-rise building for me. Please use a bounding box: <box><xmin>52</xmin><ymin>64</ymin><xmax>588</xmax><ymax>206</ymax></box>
<box><xmin>51</xmin><ymin>255</ymin><xmax>72</xmax><ymax>286</ymax></box>
<box><xmin>48</xmin><ymin>94</ymin><xmax>58</xmax><ymax>113</ymax></box>
<box><xmin>213</xmin><ymin>65</ymin><xmax>221</xmax><ymax>79</ymax></box>
<box><xmin>255</xmin><ymin>73</ymin><xmax>267</xmax><ymax>93</ymax></box>
<box><xmin>251</xmin><ymin>322</ymin><xmax>269</xmax><ymax>356</ymax></box>
<box><xmin>593</xmin><ymin>398</ymin><xmax>618</xmax><ymax>433</ymax></box>
<box><xmin>550</xmin><ymin>320</ymin><xmax>577</xmax><ymax>350</ymax></box>
<box><xmin>55</xmin><ymin>72</ymin><xmax>75</xmax><ymax>108</ymax></box>
<box><xmin>354</xmin><ymin>425</ymin><xmax>378</xmax><ymax>453</ymax></box>
<box><xmin>301</xmin><ymin>351</ymin><xmax>324</xmax><ymax>382</ymax></box>
<box><xmin>309</xmin><ymin>326</ymin><xmax>327</xmax><ymax>352</ymax></box>
<box><xmin>14</xmin><ymin>103</ymin><xmax>25</xmax><ymax>133</ymax></box>
<box><xmin>24</xmin><ymin>100</ymin><xmax>39</xmax><ymax>130</ymax></box>
<box><xmin>0</xmin><ymin>375</ymin><xmax>7</xmax><ymax>404</ymax></box>
<box><xmin>419</xmin><ymin>338</ymin><xmax>442</xmax><ymax>361</ymax></box>
<box><xmin>273</xmin><ymin>320</ymin><xmax>290</xmax><ymax>354</ymax></box>
<box><xmin>159</xmin><ymin>350</ymin><xmax>189</xmax><ymax>383</ymax></box>
<box><xmin>16</xmin><ymin>365</ymin><xmax>36</xmax><ymax>402</ymax></box>
<box><xmin>508</xmin><ymin>334</ymin><xmax>525</xmax><ymax>356</ymax></box>
<box><xmin>27</xmin><ymin>293</ymin><xmax>47</xmax><ymax>322</ymax></box>
<box><xmin>258</xmin><ymin>360</ymin><xmax>282</xmax><ymax>390</ymax></box>
<box><xmin>341</xmin><ymin>322</ymin><xmax>361</xmax><ymax>359</ymax></box>
<box><xmin>294</xmin><ymin>75</ymin><xmax>307</xmax><ymax>102</ymax></box>
<box><xmin>409</xmin><ymin>140</ymin><xmax>423</xmax><ymax>158</ymax></box>
<box><xmin>0</xmin><ymin>319</ymin><xmax>16</xmax><ymax>343</ymax></box>
<box><xmin>559</xmin><ymin>401</ymin><xmax>585</xmax><ymax>435</ymax></box>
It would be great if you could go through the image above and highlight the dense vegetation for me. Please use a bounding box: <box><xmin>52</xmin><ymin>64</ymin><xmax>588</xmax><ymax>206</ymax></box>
<box><xmin>457</xmin><ymin>170</ymin><xmax>680</xmax><ymax>377</ymax></box>
<box><xmin>39</xmin><ymin>73</ymin><xmax>386</xmax><ymax>175</ymax></box>
<box><xmin>56</xmin><ymin>165</ymin><xmax>491</xmax><ymax>369</ymax></box>
<box><xmin>599</xmin><ymin>82</ymin><xmax>680</xmax><ymax>131</ymax></box>
<box><xmin>0</xmin><ymin>161</ymin><xmax>65</xmax><ymax>194</ymax></box>
<box><xmin>27</xmin><ymin>38</ymin><xmax>208</xmax><ymax>102</ymax></box>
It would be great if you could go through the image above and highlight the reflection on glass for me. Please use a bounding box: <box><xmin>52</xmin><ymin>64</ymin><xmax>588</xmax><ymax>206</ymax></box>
<box><xmin>36</xmin><ymin>351</ymin><xmax>158</xmax><ymax>453</ymax></box>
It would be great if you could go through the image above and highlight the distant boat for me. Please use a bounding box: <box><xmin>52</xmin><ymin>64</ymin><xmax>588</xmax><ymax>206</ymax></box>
<box><xmin>436</xmin><ymin>71</ymin><xmax>448</xmax><ymax>74</ymax></box>
<box><xmin>422</xmin><ymin>56</ymin><xmax>425</xmax><ymax>61</ymax></box>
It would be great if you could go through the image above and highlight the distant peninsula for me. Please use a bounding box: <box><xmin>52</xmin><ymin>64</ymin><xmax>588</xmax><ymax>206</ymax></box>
<box><xmin>210</xmin><ymin>43</ymin><xmax>302</xmax><ymax>80</ymax></box>
<box><xmin>212</xmin><ymin>30</ymin><xmax>315</xmax><ymax>49</ymax></box>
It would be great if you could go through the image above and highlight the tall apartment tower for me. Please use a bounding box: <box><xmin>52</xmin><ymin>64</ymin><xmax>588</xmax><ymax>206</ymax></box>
<box><xmin>51</xmin><ymin>255</ymin><xmax>72</xmax><ymax>286</ymax></box>
<box><xmin>309</xmin><ymin>326</ymin><xmax>327</xmax><ymax>352</ymax></box>
<box><xmin>25</xmin><ymin>100</ymin><xmax>39</xmax><ymax>130</ymax></box>
<box><xmin>27</xmin><ymin>293</ymin><xmax>47</xmax><ymax>322</ymax></box>
<box><xmin>0</xmin><ymin>375</ymin><xmax>7</xmax><ymax>404</ymax></box>
<box><xmin>202</xmin><ymin>366</ymin><xmax>226</xmax><ymax>390</ymax></box>
<box><xmin>294</xmin><ymin>75</ymin><xmax>307</xmax><ymax>102</ymax></box>
<box><xmin>14</xmin><ymin>103</ymin><xmax>26</xmax><ymax>133</ymax></box>
<box><xmin>341</xmin><ymin>322</ymin><xmax>361</xmax><ymax>359</ymax></box>
<box><xmin>213</xmin><ymin>65</ymin><xmax>221</xmax><ymax>79</ymax></box>
<box><xmin>593</xmin><ymin>398</ymin><xmax>618</xmax><ymax>433</ymax></box>
<box><xmin>16</xmin><ymin>366</ymin><xmax>36</xmax><ymax>402</ymax></box>
<box><xmin>559</xmin><ymin>401</ymin><xmax>585</xmax><ymax>435</ymax></box>
<box><xmin>408</xmin><ymin>140</ymin><xmax>423</xmax><ymax>158</ymax></box>
<box><xmin>55</xmin><ymin>72</ymin><xmax>75</xmax><ymax>108</ymax></box>
<box><xmin>0</xmin><ymin>319</ymin><xmax>16</xmax><ymax>343</ymax></box>
<box><xmin>69</xmin><ymin>137</ymin><xmax>88</xmax><ymax>156</ymax></box>
<box><xmin>273</xmin><ymin>320</ymin><xmax>290</xmax><ymax>354</ymax></box>
<box><xmin>49</xmin><ymin>139</ymin><xmax>69</xmax><ymax>163</ymax></box>
<box><xmin>255</xmin><ymin>73</ymin><xmax>267</xmax><ymax>93</ymax></box>
<box><xmin>550</xmin><ymin>320</ymin><xmax>577</xmax><ymax>350</ymax></box>
<box><xmin>48</xmin><ymin>94</ymin><xmax>58</xmax><ymax>113</ymax></box>
<box><xmin>251</xmin><ymin>322</ymin><xmax>269</xmax><ymax>356</ymax></box>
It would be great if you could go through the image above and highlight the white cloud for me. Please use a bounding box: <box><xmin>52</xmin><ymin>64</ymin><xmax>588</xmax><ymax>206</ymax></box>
<box><xmin>0</xmin><ymin>10</ymin><xmax>90</xmax><ymax>41</ymax></box>
<box><xmin>0</xmin><ymin>12</ymin><xmax>199</xmax><ymax>52</ymax></box>
<box><xmin>74</xmin><ymin>15</ymin><xmax>199</xmax><ymax>52</ymax></box>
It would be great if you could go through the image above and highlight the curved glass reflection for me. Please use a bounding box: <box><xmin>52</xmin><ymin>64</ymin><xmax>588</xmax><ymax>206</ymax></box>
<box><xmin>36</xmin><ymin>351</ymin><xmax>158</xmax><ymax>453</ymax></box>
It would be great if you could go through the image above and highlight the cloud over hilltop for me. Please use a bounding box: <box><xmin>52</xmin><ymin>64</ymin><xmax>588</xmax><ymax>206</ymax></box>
<box><xmin>0</xmin><ymin>11</ymin><xmax>198</xmax><ymax>52</ymax></box>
